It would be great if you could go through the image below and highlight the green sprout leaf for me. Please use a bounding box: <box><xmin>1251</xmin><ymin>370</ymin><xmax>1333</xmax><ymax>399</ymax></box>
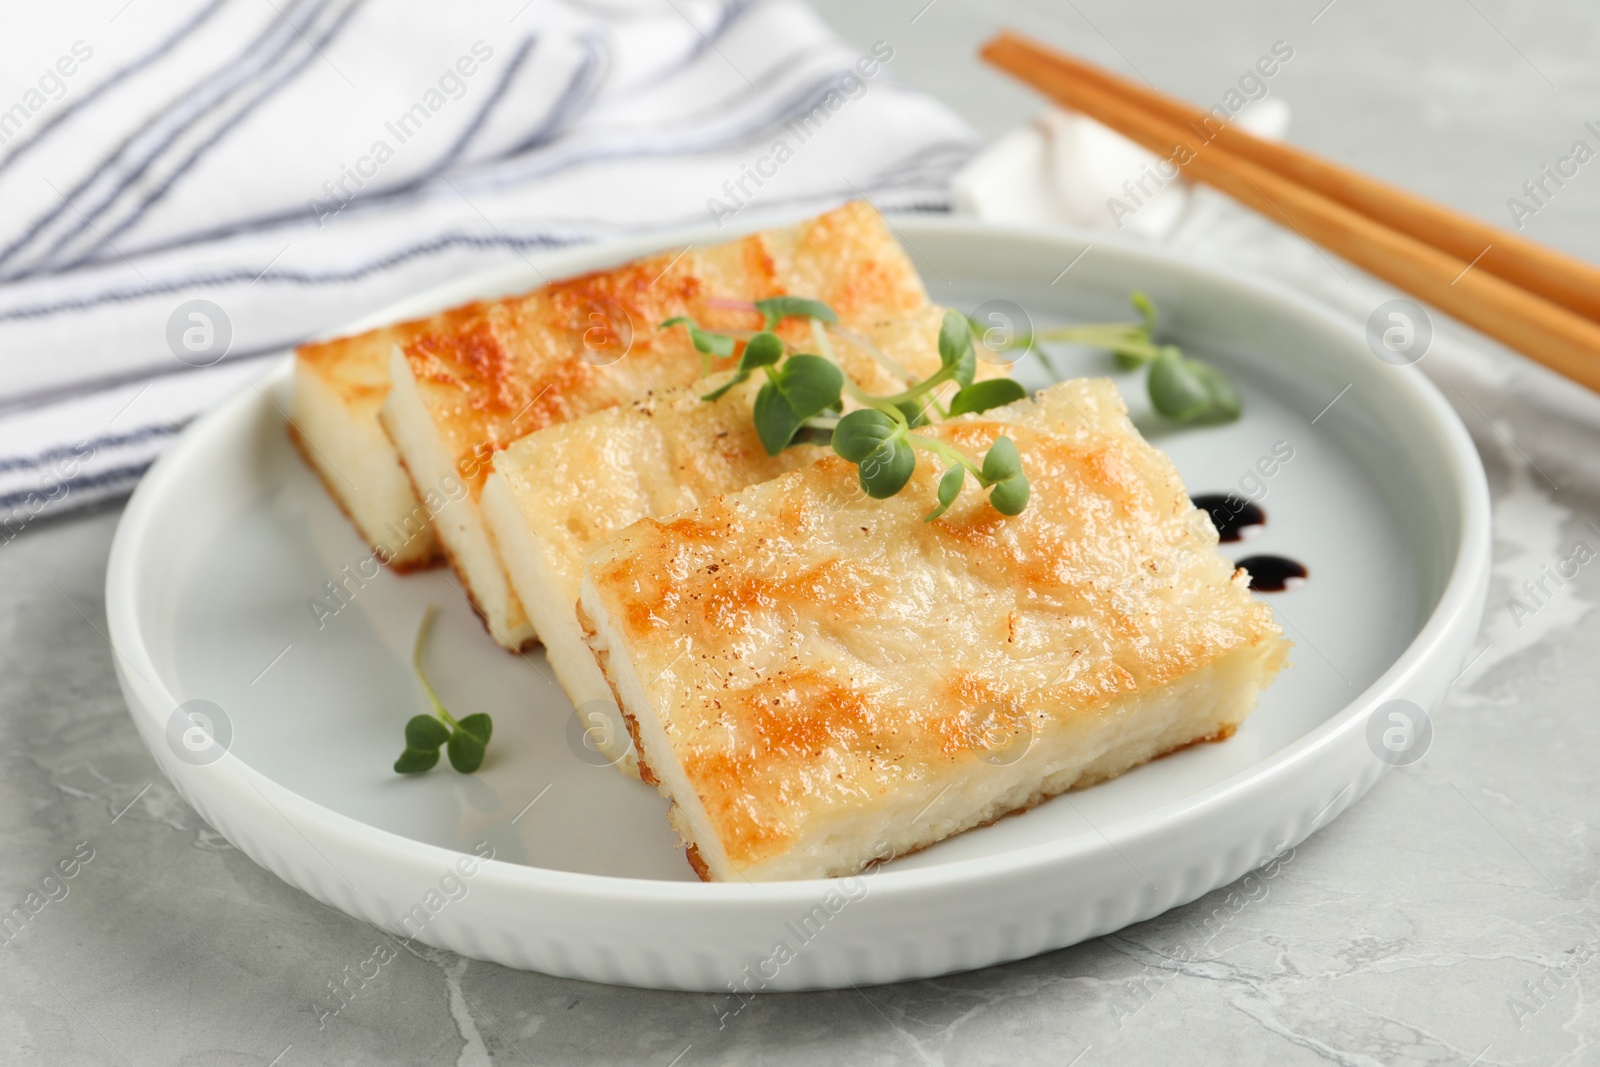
<box><xmin>741</xmin><ymin>331</ymin><xmax>786</xmax><ymax>369</ymax></box>
<box><xmin>1189</xmin><ymin>360</ymin><xmax>1242</xmax><ymax>421</ymax></box>
<box><xmin>1148</xmin><ymin>347</ymin><xmax>1210</xmax><ymax>419</ymax></box>
<box><xmin>831</xmin><ymin>408</ymin><xmax>898</xmax><ymax>462</ymax></box>
<box><xmin>394</xmin><ymin>607</ymin><xmax>495</xmax><ymax>776</ymax></box>
<box><xmin>980</xmin><ymin>436</ymin><xmax>1022</xmax><ymax>482</ymax></box>
<box><xmin>858</xmin><ymin>436</ymin><xmax>916</xmax><ymax>498</ymax></box>
<box><xmin>989</xmin><ymin>474</ymin><xmax>1031</xmax><ymax>515</ymax></box>
<box><xmin>661</xmin><ymin>316</ymin><xmax>735</xmax><ymax>358</ymax></box>
<box><xmin>832</xmin><ymin>409</ymin><xmax>916</xmax><ymax>498</ymax></box>
<box><xmin>752</xmin><ymin>354</ymin><xmax>843</xmax><ymax>455</ymax></box>
<box><xmin>895</xmin><ymin>399</ymin><xmax>932</xmax><ymax>428</ymax></box>
<box><xmin>924</xmin><ymin>464</ymin><xmax>966</xmax><ymax>522</ymax></box>
<box><xmin>769</xmin><ymin>354</ymin><xmax>843</xmax><ymax>418</ymax></box>
<box><xmin>701</xmin><ymin>330</ymin><xmax>785</xmax><ymax>401</ymax></box>
<box><xmin>948</xmin><ymin>378</ymin><xmax>1027</xmax><ymax>417</ymax></box>
<box><xmin>679</xmin><ymin>291</ymin><xmax>1052</xmax><ymax>521</ymax></box>
<box><xmin>447</xmin><ymin>714</ymin><xmax>494</xmax><ymax>773</ymax></box>
<box><xmin>404</xmin><ymin>714</ymin><xmax>450</xmax><ymax>750</ymax></box>
<box><xmin>394</xmin><ymin>747</ymin><xmax>441</xmax><ymax>774</ymax></box>
<box><xmin>753</xmin><ymin>388</ymin><xmax>802</xmax><ymax>456</ymax></box>
<box><xmin>753</xmin><ymin>296</ymin><xmax>838</xmax><ymax>330</ymax></box>
<box><xmin>937</xmin><ymin>309</ymin><xmax>977</xmax><ymax>388</ymax></box>
<box><xmin>980</xmin><ymin>437</ymin><xmax>1031</xmax><ymax>515</ymax></box>
<box><xmin>1149</xmin><ymin>348</ymin><xmax>1240</xmax><ymax>423</ymax></box>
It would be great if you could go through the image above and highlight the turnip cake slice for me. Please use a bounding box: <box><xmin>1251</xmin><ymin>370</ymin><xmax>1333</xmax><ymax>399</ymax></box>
<box><xmin>577</xmin><ymin>379</ymin><xmax>1290</xmax><ymax>881</ymax></box>
<box><xmin>291</xmin><ymin>302</ymin><xmax>486</xmax><ymax>570</ymax></box>
<box><xmin>480</xmin><ymin>306</ymin><xmax>965</xmax><ymax>771</ymax></box>
<box><xmin>381</xmin><ymin>200</ymin><xmax>930</xmax><ymax>651</ymax></box>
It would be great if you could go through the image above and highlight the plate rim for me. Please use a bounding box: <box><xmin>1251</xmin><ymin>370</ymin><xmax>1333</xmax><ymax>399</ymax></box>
<box><xmin>105</xmin><ymin>213</ymin><xmax>1493</xmax><ymax>910</ymax></box>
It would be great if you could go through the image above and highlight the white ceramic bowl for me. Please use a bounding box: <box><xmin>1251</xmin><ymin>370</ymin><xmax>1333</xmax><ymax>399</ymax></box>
<box><xmin>106</xmin><ymin>216</ymin><xmax>1490</xmax><ymax>991</ymax></box>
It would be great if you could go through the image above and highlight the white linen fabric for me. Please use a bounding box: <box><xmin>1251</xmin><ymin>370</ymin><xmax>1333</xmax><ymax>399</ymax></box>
<box><xmin>0</xmin><ymin>0</ymin><xmax>976</xmax><ymax>532</ymax></box>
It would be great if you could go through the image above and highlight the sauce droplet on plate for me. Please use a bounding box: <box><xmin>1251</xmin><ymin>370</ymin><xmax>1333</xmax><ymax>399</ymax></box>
<box><xmin>1235</xmin><ymin>555</ymin><xmax>1308</xmax><ymax>592</ymax></box>
<box><xmin>1191</xmin><ymin>493</ymin><xmax>1265</xmax><ymax>543</ymax></box>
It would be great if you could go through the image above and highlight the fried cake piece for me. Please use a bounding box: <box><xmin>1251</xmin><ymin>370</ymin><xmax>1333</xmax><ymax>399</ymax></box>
<box><xmin>578</xmin><ymin>379</ymin><xmax>1290</xmax><ymax>881</ymax></box>
<box><xmin>291</xmin><ymin>302</ymin><xmax>487</xmax><ymax>570</ymax></box>
<box><xmin>480</xmin><ymin>306</ymin><xmax>963</xmax><ymax>771</ymax></box>
<box><xmin>382</xmin><ymin>201</ymin><xmax>930</xmax><ymax>650</ymax></box>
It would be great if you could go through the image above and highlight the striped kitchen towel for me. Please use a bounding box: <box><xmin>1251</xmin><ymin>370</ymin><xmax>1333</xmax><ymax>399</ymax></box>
<box><xmin>0</xmin><ymin>0</ymin><xmax>975</xmax><ymax>535</ymax></box>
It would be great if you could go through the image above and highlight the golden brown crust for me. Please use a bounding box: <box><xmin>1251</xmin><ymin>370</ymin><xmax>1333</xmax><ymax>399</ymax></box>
<box><xmin>684</xmin><ymin>843</ymin><xmax>712</xmax><ymax>882</ymax></box>
<box><xmin>444</xmin><ymin>539</ymin><xmax>537</xmax><ymax>652</ymax></box>
<box><xmin>865</xmin><ymin>722</ymin><xmax>1241</xmax><ymax>872</ymax></box>
<box><xmin>616</xmin><ymin>703</ymin><xmax>656</xmax><ymax>787</ymax></box>
<box><xmin>382</xmin><ymin>554</ymin><xmax>446</xmax><ymax>577</ymax></box>
<box><xmin>575</xmin><ymin>599</ymin><xmax>660</xmax><ymax>786</ymax></box>
<box><xmin>293</xmin><ymin>305</ymin><xmax>490</xmax><ymax>572</ymax></box>
<box><xmin>582</xmin><ymin>380</ymin><xmax>1288</xmax><ymax>874</ymax></box>
<box><xmin>398</xmin><ymin>201</ymin><xmax>929</xmax><ymax>498</ymax></box>
<box><xmin>1152</xmin><ymin>722</ymin><xmax>1238</xmax><ymax>760</ymax></box>
<box><xmin>295</xmin><ymin>300</ymin><xmax>491</xmax><ymax>395</ymax></box>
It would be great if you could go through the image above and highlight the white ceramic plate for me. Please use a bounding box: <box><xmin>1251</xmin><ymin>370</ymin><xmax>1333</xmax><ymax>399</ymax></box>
<box><xmin>106</xmin><ymin>217</ymin><xmax>1490</xmax><ymax>991</ymax></box>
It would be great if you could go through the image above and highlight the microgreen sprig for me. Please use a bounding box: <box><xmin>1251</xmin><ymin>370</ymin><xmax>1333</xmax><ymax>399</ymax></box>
<box><xmin>753</xmin><ymin>295</ymin><xmax>838</xmax><ymax>329</ymax></box>
<box><xmin>979</xmin><ymin>291</ymin><xmax>1241</xmax><ymax>424</ymax></box>
<box><xmin>394</xmin><ymin>606</ymin><xmax>493</xmax><ymax>775</ymax></box>
<box><xmin>662</xmin><ymin>305</ymin><xmax>1031</xmax><ymax>519</ymax></box>
<box><xmin>827</xmin><ymin>312</ymin><xmax>1029</xmax><ymax>518</ymax></box>
<box><xmin>660</xmin><ymin>315</ymin><xmax>735</xmax><ymax>376</ymax></box>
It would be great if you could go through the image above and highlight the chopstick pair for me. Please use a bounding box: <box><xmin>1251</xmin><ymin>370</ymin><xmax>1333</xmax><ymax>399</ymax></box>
<box><xmin>981</xmin><ymin>31</ymin><xmax>1600</xmax><ymax>393</ymax></box>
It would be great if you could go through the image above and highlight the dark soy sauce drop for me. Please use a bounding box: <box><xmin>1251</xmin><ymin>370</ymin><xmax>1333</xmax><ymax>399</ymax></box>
<box><xmin>1235</xmin><ymin>555</ymin><xmax>1308</xmax><ymax>592</ymax></box>
<box><xmin>1191</xmin><ymin>493</ymin><xmax>1265</xmax><ymax>543</ymax></box>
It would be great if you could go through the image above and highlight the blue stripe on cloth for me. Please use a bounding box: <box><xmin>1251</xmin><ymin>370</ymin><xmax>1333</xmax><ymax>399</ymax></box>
<box><xmin>66</xmin><ymin>0</ymin><xmax>371</xmax><ymax>271</ymax></box>
<box><xmin>426</xmin><ymin>34</ymin><xmax>540</xmax><ymax>173</ymax></box>
<box><xmin>0</xmin><ymin>139</ymin><xmax>970</xmax><ymax>329</ymax></box>
<box><xmin>3</xmin><ymin>0</ymin><xmax>755</xmax><ymax>279</ymax></box>
<box><xmin>44</xmin><ymin>56</ymin><xmax>951</xmax><ymax>273</ymax></box>
<box><xmin>0</xmin><ymin>422</ymin><xmax>186</xmax><ymax>476</ymax></box>
<box><xmin>0</xmin><ymin>460</ymin><xmax>169</xmax><ymax>517</ymax></box>
<box><xmin>503</xmin><ymin>32</ymin><xmax>608</xmax><ymax>156</ymax></box>
<box><xmin>0</xmin><ymin>0</ymin><xmax>333</xmax><ymax>275</ymax></box>
<box><xmin>610</xmin><ymin>0</ymin><xmax>759</xmax><ymax>103</ymax></box>
<box><xmin>0</xmin><ymin>0</ymin><xmax>233</xmax><ymax>181</ymax></box>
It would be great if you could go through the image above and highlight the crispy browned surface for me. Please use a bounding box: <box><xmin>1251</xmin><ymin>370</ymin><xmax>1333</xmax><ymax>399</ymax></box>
<box><xmin>583</xmin><ymin>380</ymin><xmax>1287</xmax><ymax>873</ymax></box>
<box><xmin>684</xmin><ymin>843</ymin><xmax>712</xmax><ymax>883</ymax></box>
<box><xmin>296</xmin><ymin>301</ymin><xmax>491</xmax><ymax>416</ymax></box>
<box><xmin>489</xmin><ymin>306</ymin><xmax>958</xmax><ymax>614</ymax></box>
<box><xmin>575</xmin><ymin>599</ymin><xmax>660</xmax><ymax>786</ymax></box>
<box><xmin>399</xmin><ymin>201</ymin><xmax>929</xmax><ymax>494</ymax></box>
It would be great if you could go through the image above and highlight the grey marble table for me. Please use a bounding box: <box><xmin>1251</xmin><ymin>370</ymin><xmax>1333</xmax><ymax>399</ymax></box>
<box><xmin>5</xmin><ymin>1</ymin><xmax>1600</xmax><ymax>1064</ymax></box>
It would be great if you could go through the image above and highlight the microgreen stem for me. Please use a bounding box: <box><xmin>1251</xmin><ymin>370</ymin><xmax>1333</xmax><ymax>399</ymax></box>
<box><xmin>879</xmin><ymin>363</ymin><xmax>959</xmax><ymax>407</ymax></box>
<box><xmin>841</xmin><ymin>376</ymin><xmax>907</xmax><ymax>424</ymax></box>
<box><xmin>809</xmin><ymin>318</ymin><xmax>835</xmax><ymax>362</ymax></box>
<box><xmin>993</xmin><ymin>324</ymin><xmax>1145</xmax><ymax>351</ymax></box>
<box><xmin>411</xmin><ymin>606</ymin><xmax>458</xmax><ymax>729</ymax></box>
<box><xmin>907</xmin><ymin>433</ymin><xmax>986</xmax><ymax>481</ymax></box>
<box><xmin>827</xmin><ymin>323</ymin><xmax>916</xmax><ymax>383</ymax></box>
<box><xmin>1038</xmin><ymin>324</ymin><xmax>1148</xmax><ymax>346</ymax></box>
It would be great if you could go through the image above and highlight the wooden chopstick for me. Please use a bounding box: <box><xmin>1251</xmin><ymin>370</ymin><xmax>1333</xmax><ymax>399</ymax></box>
<box><xmin>981</xmin><ymin>31</ymin><xmax>1600</xmax><ymax>393</ymax></box>
<box><xmin>984</xmin><ymin>32</ymin><xmax>1600</xmax><ymax>327</ymax></box>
